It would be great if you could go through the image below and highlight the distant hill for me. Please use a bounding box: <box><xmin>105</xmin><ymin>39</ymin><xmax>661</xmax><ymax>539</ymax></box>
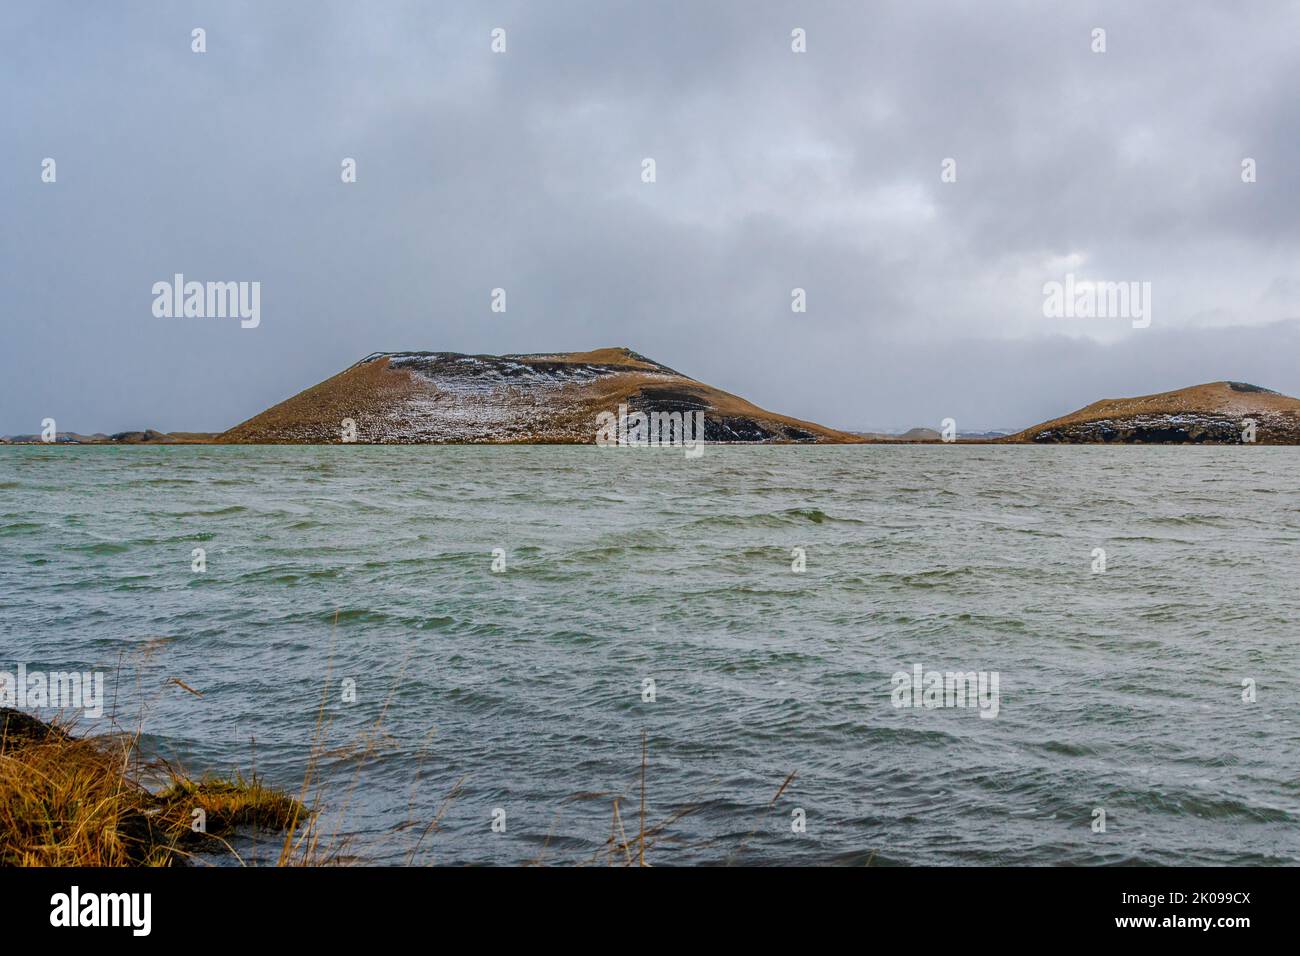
<box><xmin>851</xmin><ymin>427</ymin><xmax>943</xmax><ymax>442</ymax></box>
<box><xmin>1006</xmin><ymin>382</ymin><xmax>1300</xmax><ymax>444</ymax></box>
<box><xmin>0</xmin><ymin>430</ymin><xmax>215</xmax><ymax>445</ymax></box>
<box><xmin>218</xmin><ymin>348</ymin><xmax>862</xmax><ymax>444</ymax></box>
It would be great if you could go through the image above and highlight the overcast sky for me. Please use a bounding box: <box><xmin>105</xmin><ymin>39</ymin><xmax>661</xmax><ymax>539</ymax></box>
<box><xmin>3</xmin><ymin>0</ymin><xmax>1298</xmax><ymax>433</ymax></box>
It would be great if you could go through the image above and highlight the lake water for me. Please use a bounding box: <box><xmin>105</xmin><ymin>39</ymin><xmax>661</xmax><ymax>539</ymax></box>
<box><xmin>1</xmin><ymin>445</ymin><xmax>1297</xmax><ymax>865</ymax></box>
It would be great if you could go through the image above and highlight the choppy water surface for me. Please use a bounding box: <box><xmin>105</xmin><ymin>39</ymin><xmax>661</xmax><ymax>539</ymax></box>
<box><xmin>1</xmin><ymin>445</ymin><xmax>1297</xmax><ymax>865</ymax></box>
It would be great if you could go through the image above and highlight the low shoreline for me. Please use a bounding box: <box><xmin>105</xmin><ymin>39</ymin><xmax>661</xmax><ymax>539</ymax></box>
<box><xmin>3</xmin><ymin>436</ymin><xmax>1297</xmax><ymax>446</ymax></box>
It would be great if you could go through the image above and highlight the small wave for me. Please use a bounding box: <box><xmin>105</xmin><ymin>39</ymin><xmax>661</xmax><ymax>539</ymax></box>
<box><xmin>0</xmin><ymin>521</ymin><xmax>43</xmax><ymax>536</ymax></box>
<box><xmin>686</xmin><ymin>507</ymin><xmax>853</xmax><ymax>530</ymax></box>
<box><xmin>882</xmin><ymin>567</ymin><xmax>973</xmax><ymax>588</ymax></box>
<box><xmin>558</xmin><ymin>542</ymin><xmax>673</xmax><ymax>561</ymax></box>
<box><xmin>1143</xmin><ymin>514</ymin><xmax>1230</xmax><ymax>527</ymax></box>
<box><xmin>1029</xmin><ymin>739</ymin><xmax>1096</xmax><ymax>758</ymax></box>
<box><xmin>70</xmin><ymin>541</ymin><xmax>131</xmax><ymax>555</ymax></box>
<box><xmin>167</xmin><ymin>505</ymin><xmax>248</xmax><ymax>518</ymax></box>
<box><xmin>1137</xmin><ymin>788</ymin><xmax>1294</xmax><ymax>823</ymax></box>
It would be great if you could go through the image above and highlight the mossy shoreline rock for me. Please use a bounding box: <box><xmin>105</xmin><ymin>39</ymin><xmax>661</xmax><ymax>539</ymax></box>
<box><xmin>0</xmin><ymin>707</ymin><xmax>70</xmax><ymax>746</ymax></box>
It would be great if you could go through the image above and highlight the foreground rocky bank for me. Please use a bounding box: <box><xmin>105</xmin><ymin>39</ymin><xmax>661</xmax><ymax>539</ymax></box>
<box><xmin>0</xmin><ymin>708</ymin><xmax>307</xmax><ymax>866</ymax></box>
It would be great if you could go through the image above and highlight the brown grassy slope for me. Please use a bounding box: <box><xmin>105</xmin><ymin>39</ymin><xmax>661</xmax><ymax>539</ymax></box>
<box><xmin>1005</xmin><ymin>381</ymin><xmax>1300</xmax><ymax>444</ymax></box>
<box><xmin>220</xmin><ymin>356</ymin><xmax>421</xmax><ymax>443</ymax></box>
<box><xmin>219</xmin><ymin>347</ymin><xmax>863</xmax><ymax>444</ymax></box>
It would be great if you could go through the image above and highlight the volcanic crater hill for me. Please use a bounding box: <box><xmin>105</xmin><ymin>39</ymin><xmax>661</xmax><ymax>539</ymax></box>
<box><xmin>218</xmin><ymin>347</ymin><xmax>862</xmax><ymax>444</ymax></box>
<box><xmin>1006</xmin><ymin>381</ymin><xmax>1300</xmax><ymax>444</ymax></box>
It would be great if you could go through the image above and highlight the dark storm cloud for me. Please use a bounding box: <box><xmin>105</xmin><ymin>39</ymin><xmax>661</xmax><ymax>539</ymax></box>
<box><xmin>2</xmin><ymin>0</ymin><xmax>1297</xmax><ymax>433</ymax></box>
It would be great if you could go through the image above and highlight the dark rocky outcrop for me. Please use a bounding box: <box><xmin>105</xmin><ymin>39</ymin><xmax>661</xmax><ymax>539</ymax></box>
<box><xmin>0</xmin><ymin>708</ymin><xmax>70</xmax><ymax>748</ymax></box>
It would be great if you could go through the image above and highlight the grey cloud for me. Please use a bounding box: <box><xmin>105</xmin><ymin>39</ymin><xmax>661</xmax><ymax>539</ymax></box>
<box><xmin>1</xmin><ymin>0</ymin><xmax>1297</xmax><ymax>435</ymax></box>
